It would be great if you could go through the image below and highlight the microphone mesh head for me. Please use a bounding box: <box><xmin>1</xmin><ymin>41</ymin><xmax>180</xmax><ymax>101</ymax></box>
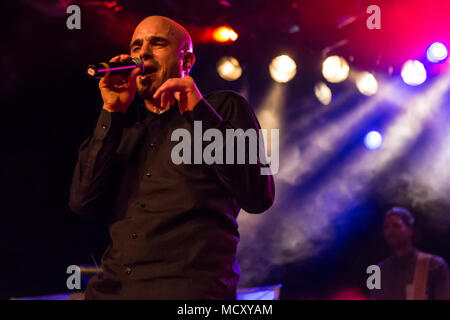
<box><xmin>132</xmin><ymin>57</ymin><xmax>143</xmax><ymax>75</ymax></box>
<box><xmin>131</xmin><ymin>57</ymin><xmax>143</xmax><ymax>67</ymax></box>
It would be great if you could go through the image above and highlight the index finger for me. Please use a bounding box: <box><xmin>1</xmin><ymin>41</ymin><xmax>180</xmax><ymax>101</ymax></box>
<box><xmin>153</xmin><ymin>78</ymin><xmax>185</xmax><ymax>99</ymax></box>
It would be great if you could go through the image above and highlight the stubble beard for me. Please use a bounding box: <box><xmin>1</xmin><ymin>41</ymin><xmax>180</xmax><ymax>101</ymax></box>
<box><xmin>137</xmin><ymin>66</ymin><xmax>182</xmax><ymax>102</ymax></box>
<box><xmin>137</xmin><ymin>78</ymin><xmax>159</xmax><ymax>101</ymax></box>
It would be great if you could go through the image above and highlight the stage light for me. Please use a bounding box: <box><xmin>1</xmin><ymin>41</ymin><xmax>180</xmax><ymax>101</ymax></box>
<box><xmin>356</xmin><ymin>72</ymin><xmax>378</xmax><ymax>96</ymax></box>
<box><xmin>314</xmin><ymin>82</ymin><xmax>332</xmax><ymax>105</ymax></box>
<box><xmin>213</xmin><ymin>26</ymin><xmax>238</xmax><ymax>43</ymax></box>
<box><xmin>364</xmin><ymin>131</ymin><xmax>383</xmax><ymax>151</ymax></box>
<box><xmin>401</xmin><ymin>60</ymin><xmax>427</xmax><ymax>86</ymax></box>
<box><xmin>217</xmin><ymin>56</ymin><xmax>242</xmax><ymax>81</ymax></box>
<box><xmin>269</xmin><ymin>55</ymin><xmax>297</xmax><ymax>83</ymax></box>
<box><xmin>427</xmin><ymin>42</ymin><xmax>448</xmax><ymax>63</ymax></box>
<box><xmin>322</xmin><ymin>56</ymin><xmax>350</xmax><ymax>83</ymax></box>
<box><xmin>104</xmin><ymin>1</ymin><xmax>118</xmax><ymax>8</ymax></box>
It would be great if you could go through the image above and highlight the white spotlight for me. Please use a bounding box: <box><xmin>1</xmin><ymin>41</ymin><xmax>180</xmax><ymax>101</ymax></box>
<box><xmin>314</xmin><ymin>82</ymin><xmax>332</xmax><ymax>105</ymax></box>
<box><xmin>427</xmin><ymin>42</ymin><xmax>448</xmax><ymax>63</ymax></box>
<box><xmin>269</xmin><ymin>55</ymin><xmax>297</xmax><ymax>83</ymax></box>
<box><xmin>364</xmin><ymin>131</ymin><xmax>383</xmax><ymax>151</ymax></box>
<box><xmin>401</xmin><ymin>60</ymin><xmax>427</xmax><ymax>86</ymax></box>
<box><xmin>322</xmin><ymin>55</ymin><xmax>350</xmax><ymax>83</ymax></box>
<box><xmin>217</xmin><ymin>56</ymin><xmax>242</xmax><ymax>81</ymax></box>
<box><xmin>356</xmin><ymin>71</ymin><xmax>378</xmax><ymax>96</ymax></box>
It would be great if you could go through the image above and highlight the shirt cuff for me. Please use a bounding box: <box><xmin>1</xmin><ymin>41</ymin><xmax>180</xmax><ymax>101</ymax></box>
<box><xmin>93</xmin><ymin>109</ymin><xmax>126</xmax><ymax>141</ymax></box>
<box><xmin>182</xmin><ymin>99</ymin><xmax>225</xmax><ymax>130</ymax></box>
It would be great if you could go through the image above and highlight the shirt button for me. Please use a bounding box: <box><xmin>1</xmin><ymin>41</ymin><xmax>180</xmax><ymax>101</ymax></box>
<box><xmin>125</xmin><ymin>267</ymin><xmax>132</xmax><ymax>275</ymax></box>
<box><xmin>101</xmin><ymin>124</ymin><xmax>108</xmax><ymax>130</ymax></box>
<box><xmin>145</xmin><ymin>172</ymin><xmax>152</xmax><ymax>178</ymax></box>
<box><xmin>131</xmin><ymin>232</ymin><xmax>137</xmax><ymax>239</ymax></box>
<box><xmin>149</xmin><ymin>143</ymin><xmax>156</xmax><ymax>147</ymax></box>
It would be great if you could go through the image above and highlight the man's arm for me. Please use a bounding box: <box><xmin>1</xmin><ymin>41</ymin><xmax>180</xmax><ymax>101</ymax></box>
<box><xmin>69</xmin><ymin>109</ymin><xmax>126</xmax><ymax>217</ymax></box>
<box><xmin>70</xmin><ymin>53</ymin><xmax>140</xmax><ymax>217</ymax></box>
<box><xmin>183</xmin><ymin>92</ymin><xmax>275</xmax><ymax>213</ymax></box>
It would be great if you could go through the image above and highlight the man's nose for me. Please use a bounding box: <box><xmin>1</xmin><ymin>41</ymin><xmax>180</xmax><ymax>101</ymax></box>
<box><xmin>139</xmin><ymin>51</ymin><xmax>153</xmax><ymax>61</ymax></box>
<box><xmin>138</xmin><ymin>43</ymin><xmax>153</xmax><ymax>61</ymax></box>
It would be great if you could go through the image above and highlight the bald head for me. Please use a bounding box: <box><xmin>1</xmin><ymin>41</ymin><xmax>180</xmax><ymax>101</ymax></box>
<box><xmin>132</xmin><ymin>16</ymin><xmax>193</xmax><ymax>54</ymax></box>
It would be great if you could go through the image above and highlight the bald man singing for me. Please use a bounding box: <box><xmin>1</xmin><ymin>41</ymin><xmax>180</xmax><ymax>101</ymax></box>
<box><xmin>69</xmin><ymin>16</ymin><xmax>275</xmax><ymax>299</ymax></box>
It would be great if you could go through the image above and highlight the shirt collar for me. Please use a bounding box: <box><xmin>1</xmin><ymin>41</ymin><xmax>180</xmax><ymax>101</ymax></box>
<box><xmin>141</xmin><ymin>100</ymin><xmax>178</xmax><ymax>123</ymax></box>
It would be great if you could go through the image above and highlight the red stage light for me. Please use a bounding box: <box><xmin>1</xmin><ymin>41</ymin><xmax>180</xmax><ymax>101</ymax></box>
<box><xmin>104</xmin><ymin>1</ymin><xmax>118</xmax><ymax>8</ymax></box>
<box><xmin>212</xmin><ymin>26</ymin><xmax>238</xmax><ymax>43</ymax></box>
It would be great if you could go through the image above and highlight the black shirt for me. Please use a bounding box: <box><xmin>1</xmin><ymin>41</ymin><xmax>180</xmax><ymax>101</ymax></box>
<box><xmin>69</xmin><ymin>91</ymin><xmax>275</xmax><ymax>299</ymax></box>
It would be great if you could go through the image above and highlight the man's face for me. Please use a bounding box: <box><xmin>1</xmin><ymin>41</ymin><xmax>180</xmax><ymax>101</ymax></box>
<box><xmin>383</xmin><ymin>214</ymin><xmax>412</xmax><ymax>249</ymax></box>
<box><xmin>130</xmin><ymin>18</ymin><xmax>184</xmax><ymax>101</ymax></box>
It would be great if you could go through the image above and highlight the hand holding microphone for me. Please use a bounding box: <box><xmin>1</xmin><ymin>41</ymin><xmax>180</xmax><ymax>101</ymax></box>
<box><xmin>96</xmin><ymin>54</ymin><xmax>143</xmax><ymax>113</ymax></box>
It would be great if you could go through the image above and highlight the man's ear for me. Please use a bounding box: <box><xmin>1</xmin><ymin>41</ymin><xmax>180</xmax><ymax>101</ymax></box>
<box><xmin>182</xmin><ymin>51</ymin><xmax>195</xmax><ymax>74</ymax></box>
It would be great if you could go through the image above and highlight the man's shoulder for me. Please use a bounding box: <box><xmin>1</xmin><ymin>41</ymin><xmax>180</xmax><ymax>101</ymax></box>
<box><xmin>427</xmin><ymin>253</ymin><xmax>449</xmax><ymax>271</ymax></box>
<box><xmin>201</xmin><ymin>91</ymin><xmax>255</xmax><ymax>124</ymax></box>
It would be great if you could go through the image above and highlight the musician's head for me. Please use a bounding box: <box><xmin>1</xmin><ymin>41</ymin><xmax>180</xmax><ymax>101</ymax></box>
<box><xmin>383</xmin><ymin>206</ymin><xmax>415</xmax><ymax>249</ymax></box>
<box><xmin>130</xmin><ymin>16</ymin><xmax>194</xmax><ymax>101</ymax></box>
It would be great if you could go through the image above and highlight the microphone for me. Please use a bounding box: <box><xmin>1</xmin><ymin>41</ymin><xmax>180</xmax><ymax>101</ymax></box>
<box><xmin>86</xmin><ymin>57</ymin><xmax>144</xmax><ymax>78</ymax></box>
